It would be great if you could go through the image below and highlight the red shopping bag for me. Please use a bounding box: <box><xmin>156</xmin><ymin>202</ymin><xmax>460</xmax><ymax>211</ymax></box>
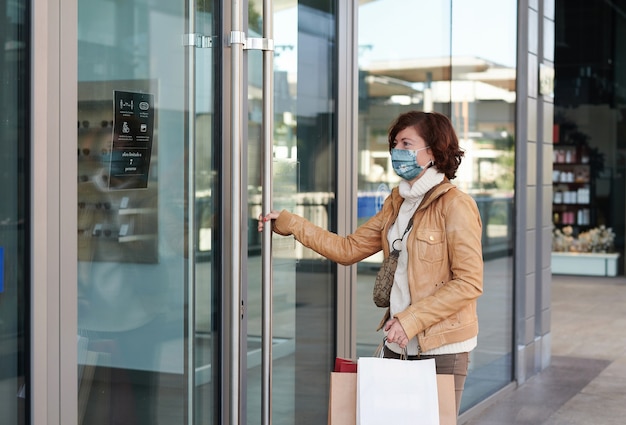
<box><xmin>334</xmin><ymin>357</ymin><xmax>358</xmax><ymax>373</ymax></box>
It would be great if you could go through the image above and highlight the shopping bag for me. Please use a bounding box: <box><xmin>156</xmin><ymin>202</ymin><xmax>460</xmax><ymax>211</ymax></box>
<box><xmin>436</xmin><ymin>374</ymin><xmax>457</xmax><ymax>425</ymax></box>
<box><xmin>357</xmin><ymin>356</ymin><xmax>439</xmax><ymax>425</ymax></box>
<box><xmin>328</xmin><ymin>371</ymin><xmax>357</xmax><ymax>425</ymax></box>
<box><xmin>334</xmin><ymin>357</ymin><xmax>358</xmax><ymax>373</ymax></box>
<box><xmin>328</xmin><ymin>358</ymin><xmax>358</xmax><ymax>425</ymax></box>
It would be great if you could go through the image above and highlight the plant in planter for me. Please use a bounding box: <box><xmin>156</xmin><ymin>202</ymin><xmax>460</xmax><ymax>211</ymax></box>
<box><xmin>552</xmin><ymin>225</ymin><xmax>615</xmax><ymax>253</ymax></box>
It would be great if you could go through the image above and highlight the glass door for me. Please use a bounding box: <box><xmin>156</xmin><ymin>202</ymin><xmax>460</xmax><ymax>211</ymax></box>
<box><xmin>245</xmin><ymin>1</ymin><xmax>338</xmax><ymax>424</ymax></box>
<box><xmin>76</xmin><ymin>0</ymin><xmax>219</xmax><ymax>424</ymax></box>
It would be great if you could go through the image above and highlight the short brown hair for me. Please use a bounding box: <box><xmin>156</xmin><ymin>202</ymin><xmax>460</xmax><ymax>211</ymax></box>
<box><xmin>388</xmin><ymin>111</ymin><xmax>464</xmax><ymax>180</ymax></box>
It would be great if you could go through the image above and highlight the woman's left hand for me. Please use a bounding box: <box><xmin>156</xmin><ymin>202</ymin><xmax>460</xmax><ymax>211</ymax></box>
<box><xmin>384</xmin><ymin>318</ymin><xmax>409</xmax><ymax>349</ymax></box>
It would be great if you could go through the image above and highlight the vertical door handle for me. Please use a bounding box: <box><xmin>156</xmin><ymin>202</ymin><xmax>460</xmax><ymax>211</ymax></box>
<box><xmin>260</xmin><ymin>0</ymin><xmax>274</xmax><ymax>424</ymax></box>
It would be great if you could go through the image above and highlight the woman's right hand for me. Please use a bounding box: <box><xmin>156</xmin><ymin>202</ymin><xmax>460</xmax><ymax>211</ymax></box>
<box><xmin>384</xmin><ymin>318</ymin><xmax>409</xmax><ymax>349</ymax></box>
<box><xmin>257</xmin><ymin>210</ymin><xmax>281</xmax><ymax>232</ymax></box>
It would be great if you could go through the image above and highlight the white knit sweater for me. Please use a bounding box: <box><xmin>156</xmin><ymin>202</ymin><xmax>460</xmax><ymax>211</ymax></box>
<box><xmin>386</xmin><ymin>167</ymin><xmax>478</xmax><ymax>356</ymax></box>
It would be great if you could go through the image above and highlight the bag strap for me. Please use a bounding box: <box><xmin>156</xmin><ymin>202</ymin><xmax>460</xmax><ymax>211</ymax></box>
<box><xmin>390</xmin><ymin>217</ymin><xmax>414</xmax><ymax>252</ymax></box>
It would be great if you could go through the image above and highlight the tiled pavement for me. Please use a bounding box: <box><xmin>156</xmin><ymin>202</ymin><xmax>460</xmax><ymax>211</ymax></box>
<box><xmin>461</xmin><ymin>274</ymin><xmax>626</xmax><ymax>425</ymax></box>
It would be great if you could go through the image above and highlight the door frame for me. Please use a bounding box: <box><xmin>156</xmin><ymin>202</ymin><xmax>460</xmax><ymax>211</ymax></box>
<box><xmin>31</xmin><ymin>0</ymin><xmax>78</xmax><ymax>424</ymax></box>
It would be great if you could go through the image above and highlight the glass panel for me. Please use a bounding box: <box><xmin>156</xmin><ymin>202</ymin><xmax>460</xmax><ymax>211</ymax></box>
<box><xmin>451</xmin><ymin>0</ymin><xmax>516</xmax><ymax>411</ymax></box>
<box><xmin>356</xmin><ymin>0</ymin><xmax>452</xmax><ymax>354</ymax></box>
<box><xmin>0</xmin><ymin>0</ymin><xmax>29</xmax><ymax>423</ymax></box>
<box><xmin>246</xmin><ymin>1</ymin><xmax>337</xmax><ymax>424</ymax></box>
<box><xmin>76</xmin><ymin>1</ymin><xmax>218</xmax><ymax>424</ymax></box>
<box><xmin>357</xmin><ymin>0</ymin><xmax>516</xmax><ymax>414</ymax></box>
<box><xmin>193</xmin><ymin>3</ymin><xmax>220</xmax><ymax>425</ymax></box>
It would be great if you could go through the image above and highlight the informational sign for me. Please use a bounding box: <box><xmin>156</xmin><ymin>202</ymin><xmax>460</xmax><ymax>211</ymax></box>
<box><xmin>110</xmin><ymin>90</ymin><xmax>155</xmax><ymax>189</ymax></box>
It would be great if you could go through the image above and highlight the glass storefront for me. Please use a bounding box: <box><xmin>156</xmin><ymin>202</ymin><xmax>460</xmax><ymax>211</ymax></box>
<box><xmin>554</xmin><ymin>0</ymin><xmax>626</xmax><ymax>270</ymax></box>
<box><xmin>355</xmin><ymin>0</ymin><xmax>516</xmax><ymax>413</ymax></box>
<box><xmin>75</xmin><ymin>0</ymin><xmax>518</xmax><ymax>421</ymax></box>
<box><xmin>16</xmin><ymin>0</ymin><xmax>539</xmax><ymax>423</ymax></box>
<box><xmin>0</xmin><ymin>0</ymin><xmax>29</xmax><ymax>423</ymax></box>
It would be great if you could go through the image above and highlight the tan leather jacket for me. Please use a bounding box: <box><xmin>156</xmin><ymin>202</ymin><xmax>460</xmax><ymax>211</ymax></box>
<box><xmin>272</xmin><ymin>179</ymin><xmax>483</xmax><ymax>353</ymax></box>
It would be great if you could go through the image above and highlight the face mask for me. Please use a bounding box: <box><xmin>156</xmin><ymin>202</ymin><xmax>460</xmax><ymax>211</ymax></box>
<box><xmin>391</xmin><ymin>147</ymin><xmax>430</xmax><ymax>180</ymax></box>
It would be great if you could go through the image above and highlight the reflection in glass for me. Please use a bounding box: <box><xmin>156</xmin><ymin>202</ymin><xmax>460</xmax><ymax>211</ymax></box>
<box><xmin>451</xmin><ymin>0</ymin><xmax>516</xmax><ymax>410</ymax></box>
<box><xmin>356</xmin><ymin>0</ymin><xmax>516</xmax><ymax>414</ymax></box>
<box><xmin>193</xmin><ymin>5</ymin><xmax>219</xmax><ymax>425</ymax></box>
<box><xmin>0</xmin><ymin>0</ymin><xmax>29</xmax><ymax>423</ymax></box>
<box><xmin>77</xmin><ymin>1</ymin><xmax>218</xmax><ymax>424</ymax></box>
<box><xmin>356</xmin><ymin>0</ymin><xmax>453</xmax><ymax>355</ymax></box>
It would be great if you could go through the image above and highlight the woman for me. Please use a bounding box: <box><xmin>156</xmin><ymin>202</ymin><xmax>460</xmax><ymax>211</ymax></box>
<box><xmin>258</xmin><ymin>111</ymin><xmax>483</xmax><ymax>414</ymax></box>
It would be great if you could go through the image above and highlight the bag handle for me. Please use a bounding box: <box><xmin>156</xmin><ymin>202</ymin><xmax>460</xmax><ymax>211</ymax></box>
<box><xmin>374</xmin><ymin>337</ymin><xmax>407</xmax><ymax>360</ymax></box>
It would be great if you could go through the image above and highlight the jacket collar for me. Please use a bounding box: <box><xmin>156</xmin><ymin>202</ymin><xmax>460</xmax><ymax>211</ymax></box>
<box><xmin>390</xmin><ymin>177</ymin><xmax>455</xmax><ymax>214</ymax></box>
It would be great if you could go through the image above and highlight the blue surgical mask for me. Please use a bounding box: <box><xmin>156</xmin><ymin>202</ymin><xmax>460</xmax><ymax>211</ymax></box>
<box><xmin>391</xmin><ymin>147</ymin><xmax>430</xmax><ymax>180</ymax></box>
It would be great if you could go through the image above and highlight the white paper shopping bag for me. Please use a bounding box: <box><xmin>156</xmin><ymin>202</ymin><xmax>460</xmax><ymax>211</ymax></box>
<box><xmin>357</xmin><ymin>357</ymin><xmax>439</xmax><ymax>425</ymax></box>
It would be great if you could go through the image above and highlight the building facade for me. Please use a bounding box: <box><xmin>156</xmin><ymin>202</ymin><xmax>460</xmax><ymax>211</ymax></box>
<box><xmin>1</xmin><ymin>0</ymin><xmax>556</xmax><ymax>424</ymax></box>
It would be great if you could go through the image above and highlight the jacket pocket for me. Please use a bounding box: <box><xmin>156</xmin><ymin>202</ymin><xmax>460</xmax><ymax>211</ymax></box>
<box><xmin>415</xmin><ymin>229</ymin><xmax>444</xmax><ymax>263</ymax></box>
<box><xmin>425</xmin><ymin>312</ymin><xmax>462</xmax><ymax>337</ymax></box>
